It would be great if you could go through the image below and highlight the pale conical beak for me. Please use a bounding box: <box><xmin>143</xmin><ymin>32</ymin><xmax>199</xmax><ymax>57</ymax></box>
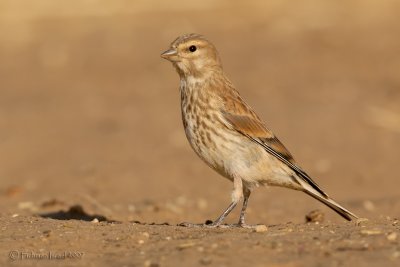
<box><xmin>161</xmin><ymin>48</ymin><xmax>178</xmax><ymax>60</ymax></box>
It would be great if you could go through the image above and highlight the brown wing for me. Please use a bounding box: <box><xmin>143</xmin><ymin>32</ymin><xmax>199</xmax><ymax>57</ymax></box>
<box><xmin>223</xmin><ymin>112</ymin><xmax>295</xmax><ymax>164</ymax></box>
<box><xmin>223</xmin><ymin>111</ymin><xmax>328</xmax><ymax>197</ymax></box>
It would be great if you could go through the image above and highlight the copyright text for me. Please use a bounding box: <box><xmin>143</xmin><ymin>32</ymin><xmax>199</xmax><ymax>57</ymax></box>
<box><xmin>8</xmin><ymin>250</ymin><xmax>84</xmax><ymax>261</ymax></box>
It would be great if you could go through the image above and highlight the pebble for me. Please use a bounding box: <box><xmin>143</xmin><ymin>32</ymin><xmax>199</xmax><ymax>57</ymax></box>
<box><xmin>144</xmin><ymin>260</ymin><xmax>159</xmax><ymax>267</ymax></box>
<box><xmin>305</xmin><ymin>210</ymin><xmax>324</xmax><ymax>223</ymax></box>
<box><xmin>142</xmin><ymin>232</ymin><xmax>150</xmax><ymax>238</ymax></box>
<box><xmin>199</xmin><ymin>257</ymin><xmax>212</xmax><ymax>265</ymax></box>
<box><xmin>387</xmin><ymin>232</ymin><xmax>397</xmax><ymax>242</ymax></box>
<box><xmin>253</xmin><ymin>225</ymin><xmax>268</xmax><ymax>233</ymax></box>
<box><xmin>43</xmin><ymin>230</ymin><xmax>52</xmax><ymax>237</ymax></box>
<box><xmin>177</xmin><ymin>242</ymin><xmax>196</xmax><ymax>250</ymax></box>
<box><xmin>360</xmin><ymin>229</ymin><xmax>382</xmax><ymax>236</ymax></box>
<box><xmin>91</xmin><ymin>218</ymin><xmax>99</xmax><ymax>223</ymax></box>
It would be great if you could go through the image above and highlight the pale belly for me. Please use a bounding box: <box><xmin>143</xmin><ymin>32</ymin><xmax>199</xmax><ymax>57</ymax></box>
<box><xmin>183</xmin><ymin>115</ymin><xmax>298</xmax><ymax>190</ymax></box>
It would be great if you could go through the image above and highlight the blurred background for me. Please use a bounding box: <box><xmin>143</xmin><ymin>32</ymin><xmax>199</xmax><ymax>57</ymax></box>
<box><xmin>0</xmin><ymin>0</ymin><xmax>399</xmax><ymax>224</ymax></box>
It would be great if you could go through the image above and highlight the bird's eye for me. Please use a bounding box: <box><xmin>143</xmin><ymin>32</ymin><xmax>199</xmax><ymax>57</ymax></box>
<box><xmin>189</xmin><ymin>45</ymin><xmax>197</xmax><ymax>52</ymax></box>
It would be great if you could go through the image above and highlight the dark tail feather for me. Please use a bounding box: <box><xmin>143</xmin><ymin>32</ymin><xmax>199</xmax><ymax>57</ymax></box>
<box><xmin>304</xmin><ymin>190</ymin><xmax>358</xmax><ymax>221</ymax></box>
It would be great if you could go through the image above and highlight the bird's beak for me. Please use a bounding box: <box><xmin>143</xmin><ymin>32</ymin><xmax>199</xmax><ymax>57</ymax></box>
<box><xmin>161</xmin><ymin>48</ymin><xmax>178</xmax><ymax>61</ymax></box>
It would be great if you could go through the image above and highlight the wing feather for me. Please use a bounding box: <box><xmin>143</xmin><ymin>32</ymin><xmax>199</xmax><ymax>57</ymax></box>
<box><xmin>223</xmin><ymin>112</ymin><xmax>328</xmax><ymax>197</ymax></box>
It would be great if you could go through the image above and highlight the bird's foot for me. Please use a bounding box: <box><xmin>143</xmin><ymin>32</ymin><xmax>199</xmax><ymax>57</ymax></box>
<box><xmin>178</xmin><ymin>220</ymin><xmax>215</xmax><ymax>228</ymax></box>
<box><xmin>178</xmin><ymin>220</ymin><xmax>261</xmax><ymax>229</ymax></box>
<box><xmin>235</xmin><ymin>223</ymin><xmax>263</xmax><ymax>229</ymax></box>
<box><xmin>179</xmin><ymin>220</ymin><xmax>235</xmax><ymax>228</ymax></box>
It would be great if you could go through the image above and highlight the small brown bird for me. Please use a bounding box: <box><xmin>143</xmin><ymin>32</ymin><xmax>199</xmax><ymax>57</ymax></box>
<box><xmin>161</xmin><ymin>33</ymin><xmax>358</xmax><ymax>227</ymax></box>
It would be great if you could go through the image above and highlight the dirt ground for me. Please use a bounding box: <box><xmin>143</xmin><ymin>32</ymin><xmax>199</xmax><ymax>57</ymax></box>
<box><xmin>1</xmin><ymin>1</ymin><xmax>400</xmax><ymax>266</ymax></box>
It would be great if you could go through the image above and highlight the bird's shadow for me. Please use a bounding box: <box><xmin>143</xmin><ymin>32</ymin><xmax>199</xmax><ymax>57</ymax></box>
<box><xmin>38</xmin><ymin>204</ymin><xmax>218</xmax><ymax>227</ymax></box>
<box><xmin>38</xmin><ymin>204</ymin><xmax>113</xmax><ymax>222</ymax></box>
<box><xmin>38</xmin><ymin>204</ymin><xmax>174</xmax><ymax>225</ymax></box>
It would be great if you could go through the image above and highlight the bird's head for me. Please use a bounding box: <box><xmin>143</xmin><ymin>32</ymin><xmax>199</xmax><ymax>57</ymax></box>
<box><xmin>161</xmin><ymin>34</ymin><xmax>222</xmax><ymax>78</ymax></box>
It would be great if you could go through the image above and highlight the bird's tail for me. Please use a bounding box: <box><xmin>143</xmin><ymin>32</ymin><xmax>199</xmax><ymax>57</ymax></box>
<box><xmin>303</xmin><ymin>188</ymin><xmax>358</xmax><ymax>221</ymax></box>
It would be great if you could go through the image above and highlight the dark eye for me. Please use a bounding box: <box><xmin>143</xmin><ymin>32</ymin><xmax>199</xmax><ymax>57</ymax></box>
<box><xmin>189</xmin><ymin>45</ymin><xmax>197</xmax><ymax>52</ymax></box>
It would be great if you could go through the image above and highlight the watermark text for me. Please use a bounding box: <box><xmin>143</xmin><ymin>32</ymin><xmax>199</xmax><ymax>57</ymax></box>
<box><xmin>8</xmin><ymin>250</ymin><xmax>84</xmax><ymax>261</ymax></box>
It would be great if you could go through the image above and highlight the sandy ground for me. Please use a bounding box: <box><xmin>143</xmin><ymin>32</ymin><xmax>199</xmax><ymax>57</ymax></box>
<box><xmin>1</xmin><ymin>1</ymin><xmax>400</xmax><ymax>266</ymax></box>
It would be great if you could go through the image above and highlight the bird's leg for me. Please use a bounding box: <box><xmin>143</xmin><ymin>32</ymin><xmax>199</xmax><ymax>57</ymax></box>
<box><xmin>237</xmin><ymin>187</ymin><xmax>251</xmax><ymax>227</ymax></box>
<box><xmin>179</xmin><ymin>177</ymin><xmax>243</xmax><ymax>228</ymax></box>
<box><xmin>209</xmin><ymin>200</ymin><xmax>238</xmax><ymax>227</ymax></box>
<box><xmin>208</xmin><ymin>176</ymin><xmax>243</xmax><ymax>227</ymax></box>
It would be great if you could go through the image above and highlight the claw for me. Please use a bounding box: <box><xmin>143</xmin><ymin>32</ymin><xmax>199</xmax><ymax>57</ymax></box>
<box><xmin>178</xmin><ymin>221</ymin><xmax>260</xmax><ymax>229</ymax></box>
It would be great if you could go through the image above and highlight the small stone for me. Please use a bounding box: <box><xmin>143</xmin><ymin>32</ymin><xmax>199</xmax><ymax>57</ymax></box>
<box><xmin>177</xmin><ymin>242</ymin><xmax>196</xmax><ymax>250</ymax></box>
<box><xmin>253</xmin><ymin>225</ymin><xmax>268</xmax><ymax>233</ymax></box>
<box><xmin>387</xmin><ymin>232</ymin><xmax>397</xmax><ymax>242</ymax></box>
<box><xmin>11</xmin><ymin>214</ymin><xmax>19</xmax><ymax>218</ymax></box>
<box><xmin>43</xmin><ymin>230</ymin><xmax>52</xmax><ymax>236</ymax></box>
<box><xmin>142</xmin><ymin>232</ymin><xmax>150</xmax><ymax>238</ymax></box>
<box><xmin>138</xmin><ymin>240</ymin><xmax>145</xmax><ymax>244</ymax></box>
<box><xmin>305</xmin><ymin>210</ymin><xmax>325</xmax><ymax>223</ymax></box>
<box><xmin>199</xmin><ymin>257</ymin><xmax>212</xmax><ymax>265</ymax></box>
<box><xmin>91</xmin><ymin>218</ymin><xmax>99</xmax><ymax>223</ymax></box>
<box><xmin>360</xmin><ymin>229</ymin><xmax>382</xmax><ymax>236</ymax></box>
<box><xmin>144</xmin><ymin>260</ymin><xmax>159</xmax><ymax>267</ymax></box>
